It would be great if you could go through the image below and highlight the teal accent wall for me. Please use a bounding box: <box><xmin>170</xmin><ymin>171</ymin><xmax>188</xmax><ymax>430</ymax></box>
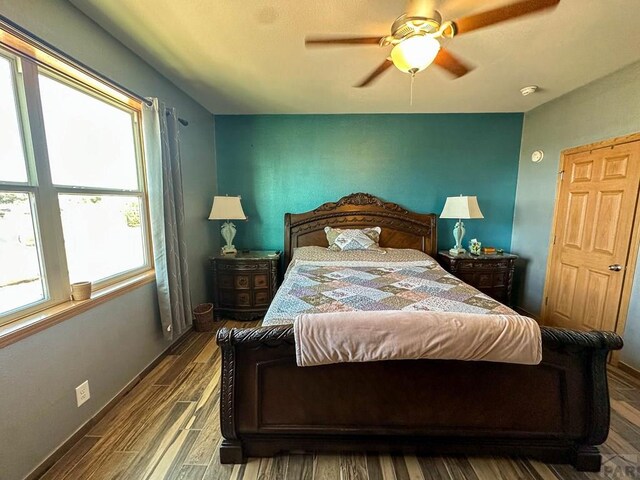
<box><xmin>215</xmin><ymin>114</ymin><xmax>523</xmax><ymax>253</ymax></box>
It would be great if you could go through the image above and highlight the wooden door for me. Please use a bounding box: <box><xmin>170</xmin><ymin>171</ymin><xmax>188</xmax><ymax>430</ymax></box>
<box><xmin>544</xmin><ymin>139</ymin><xmax>640</xmax><ymax>331</ymax></box>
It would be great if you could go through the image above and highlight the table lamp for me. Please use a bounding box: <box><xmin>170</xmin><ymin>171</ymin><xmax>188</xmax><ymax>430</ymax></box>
<box><xmin>208</xmin><ymin>195</ymin><xmax>247</xmax><ymax>255</ymax></box>
<box><xmin>440</xmin><ymin>195</ymin><xmax>484</xmax><ymax>255</ymax></box>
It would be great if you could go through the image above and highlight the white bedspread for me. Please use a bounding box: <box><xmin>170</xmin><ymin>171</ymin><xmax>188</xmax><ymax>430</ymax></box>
<box><xmin>293</xmin><ymin>310</ymin><xmax>542</xmax><ymax>367</ymax></box>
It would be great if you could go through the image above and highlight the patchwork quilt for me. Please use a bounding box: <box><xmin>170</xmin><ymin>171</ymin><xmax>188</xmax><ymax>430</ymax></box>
<box><xmin>263</xmin><ymin>258</ymin><xmax>515</xmax><ymax>326</ymax></box>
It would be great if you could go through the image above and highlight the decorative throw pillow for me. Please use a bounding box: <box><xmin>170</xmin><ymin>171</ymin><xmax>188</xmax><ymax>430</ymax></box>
<box><xmin>324</xmin><ymin>226</ymin><xmax>382</xmax><ymax>251</ymax></box>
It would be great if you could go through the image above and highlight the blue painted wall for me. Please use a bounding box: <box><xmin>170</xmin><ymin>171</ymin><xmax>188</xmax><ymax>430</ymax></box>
<box><xmin>215</xmin><ymin>114</ymin><xmax>523</xmax><ymax>253</ymax></box>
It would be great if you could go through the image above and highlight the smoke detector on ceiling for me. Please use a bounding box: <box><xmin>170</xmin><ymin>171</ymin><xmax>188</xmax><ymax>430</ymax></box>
<box><xmin>520</xmin><ymin>85</ymin><xmax>539</xmax><ymax>96</ymax></box>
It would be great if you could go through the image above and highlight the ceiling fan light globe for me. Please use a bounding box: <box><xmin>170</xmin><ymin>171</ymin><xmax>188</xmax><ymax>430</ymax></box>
<box><xmin>390</xmin><ymin>35</ymin><xmax>440</xmax><ymax>73</ymax></box>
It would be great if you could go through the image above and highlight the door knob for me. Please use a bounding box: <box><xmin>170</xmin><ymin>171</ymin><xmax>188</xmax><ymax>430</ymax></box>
<box><xmin>609</xmin><ymin>264</ymin><xmax>623</xmax><ymax>271</ymax></box>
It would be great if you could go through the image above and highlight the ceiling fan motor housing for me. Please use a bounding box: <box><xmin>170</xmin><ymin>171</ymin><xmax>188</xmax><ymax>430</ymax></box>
<box><xmin>391</xmin><ymin>12</ymin><xmax>442</xmax><ymax>39</ymax></box>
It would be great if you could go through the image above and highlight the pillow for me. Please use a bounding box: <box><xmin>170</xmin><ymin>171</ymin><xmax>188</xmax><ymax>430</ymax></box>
<box><xmin>324</xmin><ymin>226</ymin><xmax>382</xmax><ymax>251</ymax></box>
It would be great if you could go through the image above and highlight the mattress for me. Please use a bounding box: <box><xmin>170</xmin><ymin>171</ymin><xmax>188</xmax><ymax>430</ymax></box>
<box><xmin>263</xmin><ymin>246</ymin><xmax>515</xmax><ymax>326</ymax></box>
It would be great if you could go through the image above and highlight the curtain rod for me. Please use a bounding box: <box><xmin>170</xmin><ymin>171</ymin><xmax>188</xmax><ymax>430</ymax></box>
<box><xmin>0</xmin><ymin>14</ymin><xmax>189</xmax><ymax>127</ymax></box>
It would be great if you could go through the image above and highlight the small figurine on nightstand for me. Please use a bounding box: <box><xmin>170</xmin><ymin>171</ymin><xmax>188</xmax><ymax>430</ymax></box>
<box><xmin>469</xmin><ymin>238</ymin><xmax>482</xmax><ymax>255</ymax></box>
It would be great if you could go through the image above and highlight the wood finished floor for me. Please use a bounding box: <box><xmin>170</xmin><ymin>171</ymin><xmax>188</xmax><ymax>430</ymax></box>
<box><xmin>40</xmin><ymin>321</ymin><xmax>640</xmax><ymax>480</ymax></box>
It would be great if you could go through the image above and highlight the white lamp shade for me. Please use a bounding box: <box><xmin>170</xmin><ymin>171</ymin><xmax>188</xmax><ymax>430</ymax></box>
<box><xmin>391</xmin><ymin>35</ymin><xmax>440</xmax><ymax>73</ymax></box>
<box><xmin>208</xmin><ymin>196</ymin><xmax>247</xmax><ymax>220</ymax></box>
<box><xmin>440</xmin><ymin>196</ymin><xmax>484</xmax><ymax>219</ymax></box>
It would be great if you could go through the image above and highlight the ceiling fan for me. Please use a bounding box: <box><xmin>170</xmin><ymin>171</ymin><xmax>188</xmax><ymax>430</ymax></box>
<box><xmin>305</xmin><ymin>0</ymin><xmax>560</xmax><ymax>87</ymax></box>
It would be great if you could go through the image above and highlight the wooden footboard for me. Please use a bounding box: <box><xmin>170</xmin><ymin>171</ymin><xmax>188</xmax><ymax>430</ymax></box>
<box><xmin>216</xmin><ymin>325</ymin><xmax>622</xmax><ymax>471</ymax></box>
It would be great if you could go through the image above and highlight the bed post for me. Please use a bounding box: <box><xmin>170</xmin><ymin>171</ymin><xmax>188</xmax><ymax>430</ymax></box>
<box><xmin>217</xmin><ymin>327</ymin><xmax>245</xmax><ymax>464</ymax></box>
<box><xmin>575</xmin><ymin>341</ymin><xmax>617</xmax><ymax>471</ymax></box>
<box><xmin>284</xmin><ymin>213</ymin><xmax>292</xmax><ymax>268</ymax></box>
<box><xmin>541</xmin><ymin>327</ymin><xmax>622</xmax><ymax>471</ymax></box>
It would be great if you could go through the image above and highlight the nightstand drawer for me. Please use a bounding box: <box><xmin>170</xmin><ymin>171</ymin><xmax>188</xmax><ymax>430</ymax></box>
<box><xmin>219</xmin><ymin>289</ymin><xmax>234</xmax><ymax>307</ymax></box>
<box><xmin>217</xmin><ymin>261</ymin><xmax>271</xmax><ymax>271</ymax></box>
<box><xmin>219</xmin><ymin>275</ymin><xmax>234</xmax><ymax>289</ymax></box>
<box><xmin>477</xmin><ymin>273</ymin><xmax>493</xmax><ymax>288</ymax></box>
<box><xmin>234</xmin><ymin>274</ymin><xmax>251</xmax><ymax>289</ymax></box>
<box><xmin>460</xmin><ymin>272</ymin><xmax>506</xmax><ymax>289</ymax></box>
<box><xmin>254</xmin><ymin>274</ymin><xmax>269</xmax><ymax>288</ymax></box>
<box><xmin>218</xmin><ymin>290</ymin><xmax>258</xmax><ymax>308</ymax></box>
<box><xmin>254</xmin><ymin>290</ymin><xmax>270</xmax><ymax>306</ymax></box>
<box><xmin>458</xmin><ymin>260</ymin><xmax>510</xmax><ymax>271</ymax></box>
<box><xmin>493</xmin><ymin>271</ymin><xmax>507</xmax><ymax>287</ymax></box>
<box><xmin>236</xmin><ymin>291</ymin><xmax>251</xmax><ymax>307</ymax></box>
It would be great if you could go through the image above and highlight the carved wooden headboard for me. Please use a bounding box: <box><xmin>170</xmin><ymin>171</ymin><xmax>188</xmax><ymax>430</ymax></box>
<box><xmin>284</xmin><ymin>193</ymin><xmax>438</xmax><ymax>266</ymax></box>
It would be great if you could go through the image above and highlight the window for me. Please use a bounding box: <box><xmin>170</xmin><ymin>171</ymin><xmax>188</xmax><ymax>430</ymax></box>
<box><xmin>0</xmin><ymin>47</ymin><xmax>151</xmax><ymax>324</ymax></box>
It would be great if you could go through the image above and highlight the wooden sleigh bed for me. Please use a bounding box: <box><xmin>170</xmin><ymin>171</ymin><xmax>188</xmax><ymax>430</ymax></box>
<box><xmin>216</xmin><ymin>193</ymin><xmax>623</xmax><ymax>471</ymax></box>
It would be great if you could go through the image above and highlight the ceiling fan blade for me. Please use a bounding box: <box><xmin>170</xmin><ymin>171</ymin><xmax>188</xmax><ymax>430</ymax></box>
<box><xmin>452</xmin><ymin>0</ymin><xmax>560</xmax><ymax>35</ymax></box>
<box><xmin>433</xmin><ymin>48</ymin><xmax>472</xmax><ymax>78</ymax></box>
<box><xmin>305</xmin><ymin>36</ymin><xmax>383</xmax><ymax>47</ymax></box>
<box><xmin>355</xmin><ymin>58</ymin><xmax>394</xmax><ymax>87</ymax></box>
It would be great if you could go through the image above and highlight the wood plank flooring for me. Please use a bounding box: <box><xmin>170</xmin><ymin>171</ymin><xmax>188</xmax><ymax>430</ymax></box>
<box><xmin>39</xmin><ymin>321</ymin><xmax>640</xmax><ymax>480</ymax></box>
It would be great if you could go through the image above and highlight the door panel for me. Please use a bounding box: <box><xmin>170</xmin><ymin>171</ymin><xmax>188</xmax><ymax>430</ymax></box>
<box><xmin>554</xmin><ymin>263</ymin><xmax>578</xmax><ymax>320</ymax></box>
<box><xmin>545</xmin><ymin>140</ymin><xmax>640</xmax><ymax>332</ymax></box>
<box><xmin>582</xmin><ymin>270</ymin><xmax>609</xmax><ymax>330</ymax></box>
<box><xmin>571</xmin><ymin>160</ymin><xmax>593</xmax><ymax>182</ymax></box>
<box><xmin>563</xmin><ymin>192</ymin><xmax>588</xmax><ymax>249</ymax></box>
<box><xmin>602</xmin><ymin>154</ymin><xmax>629</xmax><ymax>179</ymax></box>
<box><xmin>592</xmin><ymin>190</ymin><xmax>623</xmax><ymax>255</ymax></box>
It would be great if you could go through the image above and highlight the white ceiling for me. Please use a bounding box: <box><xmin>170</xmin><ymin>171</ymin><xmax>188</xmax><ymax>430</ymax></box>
<box><xmin>70</xmin><ymin>0</ymin><xmax>640</xmax><ymax>114</ymax></box>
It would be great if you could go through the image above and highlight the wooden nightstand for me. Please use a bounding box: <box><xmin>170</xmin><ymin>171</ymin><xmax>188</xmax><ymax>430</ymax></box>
<box><xmin>437</xmin><ymin>250</ymin><xmax>518</xmax><ymax>306</ymax></box>
<box><xmin>209</xmin><ymin>251</ymin><xmax>280</xmax><ymax>321</ymax></box>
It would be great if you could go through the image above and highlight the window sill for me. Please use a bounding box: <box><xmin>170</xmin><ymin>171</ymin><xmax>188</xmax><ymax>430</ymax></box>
<box><xmin>0</xmin><ymin>270</ymin><xmax>156</xmax><ymax>349</ymax></box>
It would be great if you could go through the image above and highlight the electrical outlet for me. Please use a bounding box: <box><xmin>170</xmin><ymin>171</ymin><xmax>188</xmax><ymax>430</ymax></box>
<box><xmin>75</xmin><ymin>380</ymin><xmax>90</xmax><ymax>407</ymax></box>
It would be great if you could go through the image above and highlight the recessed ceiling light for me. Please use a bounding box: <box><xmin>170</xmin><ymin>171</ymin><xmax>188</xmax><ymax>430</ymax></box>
<box><xmin>520</xmin><ymin>85</ymin><xmax>539</xmax><ymax>96</ymax></box>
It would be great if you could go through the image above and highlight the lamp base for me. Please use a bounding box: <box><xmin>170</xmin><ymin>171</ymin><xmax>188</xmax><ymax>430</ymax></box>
<box><xmin>450</xmin><ymin>220</ymin><xmax>466</xmax><ymax>256</ymax></box>
<box><xmin>220</xmin><ymin>220</ymin><xmax>238</xmax><ymax>255</ymax></box>
<box><xmin>221</xmin><ymin>245</ymin><xmax>237</xmax><ymax>255</ymax></box>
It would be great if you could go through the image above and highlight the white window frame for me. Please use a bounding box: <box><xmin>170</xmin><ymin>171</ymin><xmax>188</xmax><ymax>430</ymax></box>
<box><xmin>0</xmin><ymin>46</ymin><xmax>153</xmax><ymax>325</ymax></box>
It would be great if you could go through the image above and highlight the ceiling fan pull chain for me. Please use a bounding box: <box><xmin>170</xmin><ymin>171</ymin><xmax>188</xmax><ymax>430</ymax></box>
<box><xmin>410</xmin><ymin>72</ymin><xmax>415</xmax><ymax>106</ymax></box>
